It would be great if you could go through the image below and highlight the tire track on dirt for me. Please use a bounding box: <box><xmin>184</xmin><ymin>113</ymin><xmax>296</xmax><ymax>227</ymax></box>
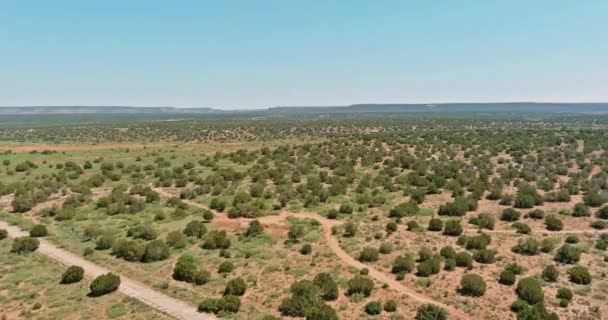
<box><xmin>0</xmin><ymin>220</ymin><xmax>215</xmax><ymax>320</ymax></box>
<box><xmin>153</xmin><ymin>187</ymin><xmax>473</xmax><ymax>320</ymax></box>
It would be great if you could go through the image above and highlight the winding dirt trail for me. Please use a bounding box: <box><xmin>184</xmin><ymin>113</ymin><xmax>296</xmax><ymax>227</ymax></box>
<box><xmin>153</xmin><ymin>187</ymin><xmax>473</xmax><ymax>320</ymax></box>
<box><xmin>0</xmin><ymin>220</ymin><xmax>215</xmax><ymax>320</ymax></box>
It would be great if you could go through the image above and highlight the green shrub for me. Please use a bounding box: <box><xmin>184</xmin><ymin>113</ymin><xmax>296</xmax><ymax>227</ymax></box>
<box><xmin>300</xmin><ymin>244</ymin><xmax>313</xmax><ymax>255</ymax></box>
<box><xmin>201</xmin><ymin>230</ymin><xmax>231</xmax><ymax>249</ymax></box>
<box><xmin>439</xmin><ymin>246</ymin><xmax>456</xmax><ymax>259</ymax></box>
<box><xmin>61</xmin><ymin>265</ymin><xmax>85</xmax><ymax>284</ymax></box>
<box><xmin>183</xmin><ymin>220</ymin><xmax>207</xmax><ymax>238</ymax></box>
<box><xmin>89</xmin><ymin>273</ymin><xmax>120</xmax><ymax>297</ymax></box>
<box><xmin>545</xmin><ymin>214</ymin><xmax>564</xmax><ymax>231</ymax></box>
<box><xmin>459</xmin><ymin>274</ymin><xmax>486</xmax><ymax>296</ymax></box>
<box><xmin>541</xmin><ymin>265</ymin><xmax>559</xmax><ymax>282</ymax></box>
<box><xmin>428</xmin><ymin>218</ymin><xmax>443</xmax><ymax>231</ymax></box>
<box><xmin>127</xmin><ymin>224</ymin><xmax>157</xmax><ymax>240</ymax></box>
<box><xmin>215</xmin><ymin>295</ymin><xmax>240</xmax><ymax>313</ymax></box>
<box><xmin>455</xmin><ymin>252</ymin><xmax>473</xmax><ymax>269</ymax></box>
<box><xmin>379</xmin><ymin>242</ymin><xmax>393</xmax><ymax>254</ymax></box>
<box><xmin>347</xmin><ymin>275</ymin><xmax>374</xmax><ymax>297</ymax></box>
<box><xmin>473</xmin><ymin>249</ymin><xmax>497</xmax><ymax>264</ymax></box>
<box><xmin>173</xmin><ymin>254</ymin><xmax>209</xmax><ymax>285</ymax></box>
<box><xmin>557</xmin><ymin>287</ymin><xmax>573</xmax><ymax>301</ymax></box>
<box><xmin>198</xmin><ymin>299</ymin><xmax>216</xmax><ymax>312</ymax></box>
<box><xmin>512</xmin><ymin>237</ymin><xmax>540</xmax><ymax>255</ymax></box>
<box><xmin>304</xmin><ymin>304</ymin><xmax>338</xmax><ymax>320</ymax></box>
<box><xmin>142</xmin><ymin>240</ymin><xmax>170</xmax><ymax>262</ymax></box>
<box><xmin>95</xmin><ymin>234</ymin><xmax>115</xmax><ymax>250</ymax></box>
<box><xmin>111</xmin><ymin>238</ymin><xmax>144</xmax><ymax>262</ymax></box>
<box><xmin>166</xmin><ymin>230</ymin><xmax>187</xmax><ymax>249</ymax></box>
<box><xmin>499</xmin><ymin>270</ymin><xmax>516</xmax><ymax>285</ymax></box>
<box><xmin>29</xmin><ymin>224</ymin><xmax>48</xmax><ymax>237</ymax></box>
<box><xmin>313</xmin><ymin>272</ymin><xmax>338</xmax><ymax>301</ymax></box>
<box><xmin>11</xmin><ymin>236</ymin><xmax>39</xmax><ymax>254</ymax></box>
<box><xmin>245</xmin><ymin>220</ymin><xmax>264</xmax><ymax>238</ymax></box>
<box><xmin>568</xmin><ymin>265</ymin><xmax>591</xmax><ymax>284</ymax></box>
<box><xmin>415</xmin><ymin>304</ymin><xmax>447</xmax><ymax>320</ymax></box>
<box><xmin>364</xmin><ymin>301</ymin><xmax>382</xmax><ymax>315</ymax></box>
<box><xmin>516</xmin><ymin>277</ymin><xmax>543</xmax><ymax>305</ymax></box>
<box><xmin>392</xmin><ymin>255</ymin><xmax>414</xmax><ymax>274</ymax></box>
<box><xmin>0</xmin><ymin>229</ymin><xmax>7</xmax><ymax>240</ymax></box>
<box><xmin>501</xmin><ymin>208</ymin><xmax>521</xmax><ymax>221</ymax></box>
<box><xmin>224</xmin><ymin>277</ymin><xmax>247</xmax><ymax>296</ymax></box>
<box><xmin>554</xmin><ymin>244</ymin><xmax>581</xmax><ymax>264</ymax></box>
<box><xmin>443</xmin><ymin>219</ymin><xmax>462</xmax><ymax>236</ymax></box>
<box><xmin>218</xmin><ymin>261</ymin><xmax>235</xmax><ymax>273</ymax></box>
<box><xmin>383</xmin><ymin>299</ymin><xmax>397</xmax><ymax>312</ymax></box>
<box><xmin>358</xmin><ymin>247</ymin><xmax>379</xmax><ymax>262</ymax></box>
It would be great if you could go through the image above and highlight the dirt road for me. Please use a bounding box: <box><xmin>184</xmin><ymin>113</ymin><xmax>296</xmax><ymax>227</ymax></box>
<box><xmin>153</xmin><ymin>187</ymin><xmax>473</xmax><ymax>320</ymax></box>
<box><xmin>0</xmin><ymin>220</ymin><xmax>215</xmax><ymax>320</ymax></box>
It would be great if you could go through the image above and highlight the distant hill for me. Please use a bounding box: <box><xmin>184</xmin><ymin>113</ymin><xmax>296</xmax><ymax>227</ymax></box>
<box><xmin>269</xmin><ymin>103</ymin><xmax>608</xmax><ymax>114</ymax></box>
<box><xmin>1</xmin><ymin>103</ymin><xmax>607</xmax><ymax>115</ymax></box>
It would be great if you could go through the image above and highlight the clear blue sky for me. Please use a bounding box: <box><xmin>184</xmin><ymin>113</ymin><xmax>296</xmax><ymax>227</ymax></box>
<box><xmin>1</xmin><ymin>1</ymin><xmax>606</xmax><ymax>109</ymax></box>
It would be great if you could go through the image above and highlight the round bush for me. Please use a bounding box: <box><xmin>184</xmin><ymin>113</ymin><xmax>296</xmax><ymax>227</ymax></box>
<box><xmin>392</xmin><ymin>255</ymin><xmax>414</xmax><ymax>274</ymax></box>
<box><xmin>383</xmin><ymin>299</ymin><xmax>397</xmax><ymax>312</ymax></box>
<box><xmin>142</xmin><ymin>239</ymin><xmax>170</xmax><ymax>262</ymax></box>
<box><xmin>198</xmin><ymin>298</ymin><xmax>216</xmax><ymax>312</ymax></box>
<box><xmin>428</xmin><ymin>218</ymin><xmax>443</xmax><ymax>231</ymax></box>
<box><xmin>0</xmin><ymin>229</ymin><xmax>7</xmax><ymax>240</ymax></box>
<box><xmin>224</xmin><ymin>277</ymin><xmax>247</xmax><ymax>296</ymax></box>
<box><xmin>215</xmin><ymin>295</ymin><xmax>240</xmax><ymax>313</ymax></box>
<box><xmin>358</xmin><ymin>247</ymin><xmax>379</xmax><ymax>262</ymax></box>
<box><xmin>304</xmin><ymin>304</ymin><xmax>338</xmax><ymax>320</ymax></box>
<box><xmin>183</xmin><ymin>220</ymin><xmax>207</xmax><ymax>238</ymax></box>
<box><xmin>11</xmin><ymin>236</ymin><xmax>39</xmax><ymax>254</ymax></box>
<box><xmin>459</xmin><ymin>274</ymin><xmax>486</xmax><ymax>296</ymax></box>
<box><xmin>313</xmin><ymin>272</ymin><xmax>338</xmax><ymax>301</ymax></box>
<box><xmin>541</xmin><ymin>265</ymin><xmax>559</xmax><ymax>282</ymax></box>
<box><xmin>554</xmin><ymin>244</ymin><xmax>581</xmax><ymax>264</ymax></box>
<box><xmin>545</xmin><ymin>214</ymin><xmax>564</xmax><ymax>231</ymax></box>
<box><xmin>568</xmin><ymin>265</ymin><xmax>591</xmax><ymax>284</ymax></box>
<box><xmin>501</xmin><ymin>208</ymin><xmax>521</xmax><ymax>222</ymax></box>
<box><xmin>61</xmin><ymin>265</ymin><xmax>85</xmax><ymax>284</ymax></box>
<box><xmin>300</xmin><ymin>244</ymin><xmax>312</xmax><ymax>255</ymax></box>
<box><xmin>89</xmin><ymin>273</ymin><xmax>120</xmax><ymax>297</ymax></box>
<box><xmin>29</xmin><ymin>224</ymin><xmax>48</xmax><ymax>237</ymax></box>
<box><xmin>364</xmin><ymin>301</ymin><xmax>382</xmax><ymax>315</ymax></box>
<box><xmin>557</xmin><ymin>287</ymin><xmax>573</xmax><ymax>301</ymax></box>
<box><xmin>218</xmin><ymin>261</ymin><xmax>235</xmax><ymax>273</ymax></box>
<box><xmin>415</xmin><ymin>304</ymin><xmax>448</xmax><ymax>320</ymax></box>
<box><xmin>499</xmin><ymin>270</ymin><xmax>516</xmax><ymax>286</ymax></box>
<box><xmin>516</xmin><ymin>277</ymin><xmax>543</xmax><ymax>305</ymax></box>
<box><xmin>455</xmin><ymin>252</ymin><xmax>473</xmax><ymax>269</ymax></box>
<box><xmin>443</xmin><ymin>219</ymin><xmax>463</xmax><ymax>236</ymax></box>
<box><xmin>347</xmin><ymin>275</ymin><xmax>374</xmax><ymax>297</ymax></box>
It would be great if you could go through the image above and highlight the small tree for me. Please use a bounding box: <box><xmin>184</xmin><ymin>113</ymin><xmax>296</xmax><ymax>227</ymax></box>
<box><xmin>61</xmin><ymin>265</ymin><xmax>85</xmax><ymax>284</ymax></box>
<box><xmin>89</xmin><ymin>273</ymin><xmax>120</xmax><ymax>297</ymax></box>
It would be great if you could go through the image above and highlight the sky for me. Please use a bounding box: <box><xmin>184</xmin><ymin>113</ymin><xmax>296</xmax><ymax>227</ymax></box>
<box><xmin>1</xmin><ymin>1</ymin><xmax>607</xmax><ymax>109</ymax></box>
